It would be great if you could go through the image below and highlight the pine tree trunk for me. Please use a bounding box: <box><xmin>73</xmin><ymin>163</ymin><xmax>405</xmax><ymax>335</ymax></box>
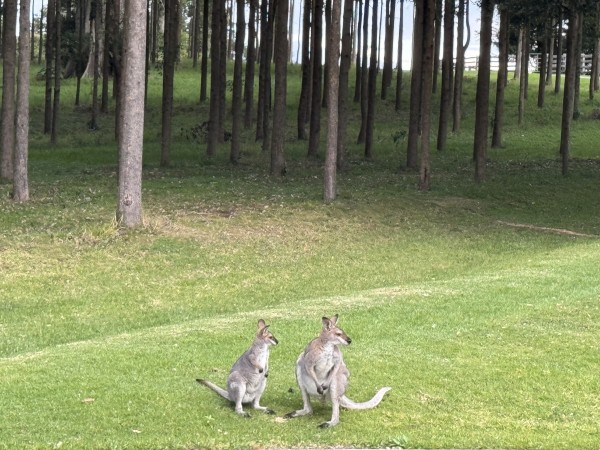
<box><xmin>324</xmin><ymin>0</ymin><xmax>341</xmax><ymax>202</ymax></box>
<box><xmin>473</xmin><ymin>0</ymin><xmax>493</xmax><ymax>183</ymax></box>
<box><xmin>337</xmin><ymin>0</ymin><xmax>353</xmax><ymax>169</ymax></box>
<box><xmin>353</xmin><ymin>0</ymin><xmax>363</xmax><ymax>103</ymax></box>
<box><xmin>573</xmin><ymin>11</ymin><xmax>583</xmax><ymax>120</ymax></box>
<box><xmin>117</xmin><ymin>0</ymin><xmax>146</xmax><ymax>227</ymax></box>
<box><xmin>431</xmin><ymin>0</ymin><xmax>441</xmax><ymax>94</ymax></box>
<box><xmin>1</xmin><ymin>0</ymin><xmax>17</xmax><ymax>180</ymax></box>
<box><xmin>161</xmin><ymin>0</ymin><xmax>179</xmax><ymax>167</ymax></box>
<box><xmin>200</xmin><ymin>0</ymin><xmax>209</xmax><ymax>102</ymax></box>
<box><xmin>560</xmin><ymin>7</ymin><xmax>579</xmax><ymax>176</ymax></box>
<box><xmin>244</xmin><ymin>0</ymin><xmax>258</xmax><ymax>128</ymax></box>
<box><xmin>452</xmin><ymin>0</ymin><xmax>465</xmax><ymax>133</ymax></box>
<box><xmin>297</xmin><ymin>0</ymin><xmax>312</xmax><ymax>139</ymax></box>
<box><xmin>537</xmin><ymin>21</ymin><xmax>548</xmax><ymax>108</ymax></box>
<box><xmin>395</xmin><ymin>0</ymin><xmax>404</xmax><ymax>111</ymax></box>
<box><xmin>436</xmin><ymin>0</ymin><xmax>453</xmax><ymax>152</ymax></box>
<box><xmin>44</xmin><ymin>0</ymin><xmax>56</xmax><ymax>134</ymax></box>
<box><xmin>231</xmin><ymin>0</ymin><xmax>245</xmax><ymax>164</ymax></box>
<box><xmin>307</xmin><ymin>0</ymin><xmax>323</xmax><ymax>159</ymax></box>
<box><xmin>555</xmin><ymin>15</ymin><xmax>563</xmax><ymax>94</ymax></box>
<box><xmin>207</xmin><ymin>0</ymin><xmax>222</xmax><ymax>156</ymax></box>
<box><xmin>271</xmin><ymin>0</ymin><xmax>288</xmax><ymax>176</ymax></box>
<box><xmin>51</xmin><ymin>0</ymin><xmax>62</xmax><ymax>144</ymax></box>
<box><xmin>364</xmin><ymin>0</ymin><xmax>378</xmax><ymax>159</ymax></box>
<box><xmin>356</xmin><ymin>0</ymin><xmax>369</xmax><ymax>144</ymax></box>
<box><xmin>406</xmin><ymin>0</ymin><xmax>423</xmax><ymax>169</ymax></box>
<box><xmin>381</xmin><ymin>0</ymin><xmax>394</xmax><ymax>99</ymax></box>
<box><xmin>419</xmin><ymin>0</ymin><xmax>435</xmax><ymax>191</ymax></box>
<box><xmin>492</xmin><ymin>4</ymin><xmax>509</xmax><ymax>149</ymax></box>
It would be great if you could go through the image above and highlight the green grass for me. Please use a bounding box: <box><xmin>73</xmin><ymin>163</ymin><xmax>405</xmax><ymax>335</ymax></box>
<box><xmin>1</xmin><ymin>63</ymin><xmax>600</xmax><ymax>449</ymax></box>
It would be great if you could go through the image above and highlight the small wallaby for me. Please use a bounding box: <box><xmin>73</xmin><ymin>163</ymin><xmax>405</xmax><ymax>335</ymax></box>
<box><xmin>196</xmin><ymin>319</ymin><xmax>278</xmax><ymax>417</ymax></box>
<box><xmin>285</xmin><ymin>315</ymin><xmax>391</xmax><ymax>428</ymax></box>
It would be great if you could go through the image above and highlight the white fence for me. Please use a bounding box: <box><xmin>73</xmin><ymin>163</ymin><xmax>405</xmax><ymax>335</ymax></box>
<box><xmin>463</xmin><ymin>53</ymin><xmax>594</xmax><ymax>74</ymax></box>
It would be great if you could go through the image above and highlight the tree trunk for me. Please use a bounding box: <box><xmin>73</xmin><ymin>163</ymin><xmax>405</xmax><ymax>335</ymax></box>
<box><xmin>518</xmin><ymin>25</ymin><xmax>528</xmax><ymax>126</ymax></box>
<box><xmin>356</xmin><ymin>0</ymin><xmax>369</xmax><ymax>144</ymax></box>
<box><xmin>231</xmin><ymin>0</ymin><xmax>246</xmax><ymax>164</ymax></box>
<box><xmin>514</xmin><ymin>26</ymin><xmax>523</xmax><ymax>80</ymax></box>
<box><xmin>554</xmin><ymin>14</ymin><xmax>563</xmax><ymax>94</ymax></box>
<box><xmin>271</xmin><ymin>0</ymin><xmax>288</xmax><ymax>176</ymax></box>
<box><xmin>473</xmin><ymin>0</ymin><xmax>493</xmax><ymax>183</ymax></box>
<box><xmin>1</xmin><ymin>0</ymin><xmax>17</xmax><ymax>180</ymax></box>
<box><xmin>161</xmin><ymin>0</ymin><xmax>179</xmax><ymax>167</ymax></box>
<box><xmin>560</xmin><ymin>6</ymin><xmax>579</xmax><ymax>176</ymax></box>
<box><xmin>90</xmin><ymin>4</ymin><xmax>100</xmax><ymax>131</ymax></box>
<box><xmin>546</xmin><ymin>21</ymin><xmax>554</xmax><ymax>86</ymax></box>
<box><xmin>324</xmin><ymin>0</ymin><xmax>341</xmax><ymax>202</ymax></box>
<box><xmin>117</xmin><ymin>0</ymin><xmax>146</xmax><ymax>227</ymax></box>
<box><xmin>13</xmin><ymin>0</ymin><xmax>31</xmax><ymax>202</ymax></box>
<box><xmin>381</xmin><ymin>0</ymin><xmax>395</xmax><ymax>99</ymax></box>
<box><xmin>102</xmin><ymin>0</ymin><xmax>114</xmax><ymax>113</ymax></box>
<box><xmin>192</xmin><ymin>0</ymin><xmax>201</xmax><ymax>67</ymax></box>
<box><xmin>337</xmin><ymin>0</ymin><xmax>353</xmax><ymax>169</ymax></box>
<box><xmin>418</xmin><ymin>0</ymin><xmax>435</xmax><ymax>191</ymax></box>
<box><xmin>307</xmin><ymin>0</ymin><xmax>323</xmax><ymax>159</ymax></box>
<box><xmin>288</xmin><ymin>0</ymin><xmax>295</xmax><ymax>62</ymax></box>
<box><xmin>244</xmin><ymin>0</ymin><xmax>258</xmax><ymax>128</ymax></box>
<box><xmin>353</xmin><ymin>0</ymin><xmax>362</xmax><ymax>103</ymax></box>
<box><xmin>200</xmin><ymin>0</ymin><xmax>209</xmax><ymax>102</ymax></box>
<box><xmin>573</xmin><ymin>10</ymin><xmax>583</xmax><ymax>120</ymax></box>
<box><xmin>207</xmin><ymin>0</ymin><xmax>223</xmax><ymax>156</ymax></box>
<box><xmin>395</xmin><ymin>0</ymin><xmax>404</xmax><ymax>111</ymax></box>
<box><xmin>538</xmin><ymin>21</ymin><xmax>548</xmax><ymax>108</ymax></box>
<box><xmin>44</xmin><ymin>0</ymin><xmax>56</xmax><ymax>134</ymax></box>
<box><xmin>452</xmin><ymin>0</ymin><xmax>465</xmax><ymax>133</ymax></box>
<box><xmin>364</xmin><ymin>0</ymin><xmax>378</xmax><ymax>159</ymax></box>
<box><xmin>431</xmin><ymin>0</ymin><xmax>441</xmax><ymax>93</ymax></box>
<box><xmin>436</xmin><ymin>0</ymin><xmax>453</xmax><ymax>152</ymax></box>
<box><xmin>256</xmin><ymin>0</ymin><xmax>274</xmax><ymax>143</ymax></box>
<box><xmin>51</xmin><ymin>0</ymin><xmax>62</xmax><ymax>144</ymax></box>
<box><xmin>322</xmin><ymin>0</ymin><xmax>331</xmax><ymax>108</ymax></box>
<box><xmin>297</xmin><ymin>0</ymin><xmax>312</xmax><ymax>139</ymax></box>
<box><xmin>492</xmin><ymin>4</ymin><xmax>509</xmax><ymax>149</ymax></box>
<box><xmin>406</xmin><ymin>0</ymin><xmax>423</xmax><ymax>169</ymax></box>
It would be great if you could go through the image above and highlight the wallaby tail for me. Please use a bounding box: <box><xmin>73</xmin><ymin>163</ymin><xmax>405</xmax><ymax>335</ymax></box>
<box><xmin>339</xmin><ymin>387</ymin><xmax>391</xmax><ymax>410</ymax></box>
<box><xmin>196</xmin><ymin>379</ymin><xmax>230</xmax><ymax>401</ymax></box>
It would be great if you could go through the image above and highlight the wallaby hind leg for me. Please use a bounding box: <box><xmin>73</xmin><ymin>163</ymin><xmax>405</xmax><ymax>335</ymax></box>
<box><xmin>285</xmin><ymin>383</ymin><xmax>313</xmax><ymax>418</ymax></box>
<box><xmin>229</xmin><ymin>382</ymin><xmax>250</xmax><ymax>417</ymax></box>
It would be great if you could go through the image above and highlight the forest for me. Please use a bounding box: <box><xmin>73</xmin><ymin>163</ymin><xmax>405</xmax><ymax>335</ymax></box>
<box><xmin>1</xmin><ymin>0</ymin><xmax>599</xmax><ymax>225</ymax></box>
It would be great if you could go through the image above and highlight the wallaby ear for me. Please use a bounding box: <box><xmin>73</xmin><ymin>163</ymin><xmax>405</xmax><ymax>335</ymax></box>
<box><xmin>257</xmin><ymin>319</ymin><xmax>266</xmax><ymax>329</ymax></box>
<box><xmin>322</xmin><ymin>316</ymin><xmax>333</xmax><ymax>331</ymax></box>
<box><xmin>331</xmin><ymin>314</ymin><xmax>339</xmax><ymax>325</ymax></box>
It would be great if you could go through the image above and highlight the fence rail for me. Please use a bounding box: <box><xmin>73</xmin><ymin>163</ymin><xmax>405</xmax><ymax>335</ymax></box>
<box><xmin>463</xmin><ymin>53</ymin><xmax>594</xmax><ymax>74</ymax></box>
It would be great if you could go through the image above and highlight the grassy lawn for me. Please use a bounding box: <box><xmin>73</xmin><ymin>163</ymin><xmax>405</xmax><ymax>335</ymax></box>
<box><xmin>1</xmin><ymin>64</ymin><xmax>599</xmax><ymax>449</ymax></box>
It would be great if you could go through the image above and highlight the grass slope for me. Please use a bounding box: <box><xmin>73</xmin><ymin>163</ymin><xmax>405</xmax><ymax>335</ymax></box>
<box><xmin>1</xmin><ymin>64</ymin><xmax>599</xmax><ymax>449</ymax></box>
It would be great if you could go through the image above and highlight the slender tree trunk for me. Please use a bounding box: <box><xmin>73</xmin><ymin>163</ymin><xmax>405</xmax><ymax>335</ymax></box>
<box><xmin>288</xmin><ymin>0</ymin><xmax>295</xmax><ymax>62</ymax></box>
<box><xmin>102</xmin><ymin>0</ymin><xmax>114</xmax><ymax>113</ymax></box>
<box><xmin>51</xmin><ymin>0</ymin><xmax>62</xmax><ymax>144</ymax></box>
<box><xmin>219</xmin><ymin>2</ymin><xmax>227</xmax><ymax>144</ymax></box>
<box><xmin>560</xmin><ymin>7</ymin><xmax>579</xmax><ymax>176</ymax></box>
<box><xmin>324</xmin><ymin>0</ymin><xmax>341</xmax><ymax>202</ymax></box>
<box><xmin>357</xmin><ymin>0</ymin><xmax>369</xmax><ymax>144</ymax></box>
<box><xmin>353</xmin><ymin>0</ymin><xmax>363</xmax><ymax>103</ymax></box>
<box><xmin>207</xmin><ymin>0</ymin><xmax>223</xmax><ymax>156</ymax></box>
<box><xmin>452</xmin><ymin>0</ymin><xmax>465</xmax><ymax>133</ymax></box>
<box><xmin>1</xmin><ymin>0</ymin><xmax>17</xmax><ymax>180</ymax></box>
<box><xmin>473</xmin><ymin>0</ymin><xmax>493</xmax><ymax>183</ymax></box>
<box><xmin>297</xmin><ymin>0</ymin><xmax>312</xmax><ymax>139</ymax></box>
<box><xmin>518</xmin><ymin>25</ymin><xmax>528</xmax><ymax>126</ymax></box>
<box><xmin>406</xmin><ymin>0</ymin><xmax>423</xmax><ymax>169</ymax></box>
<box><xmin>573</xmin><ymin>10</ymin><xmax>583</xmax><ymax>120</ymax></box>
<box><xmin>538</xmin><ymin>20</ymin><xmax>548</xmax><ymax>108</ymax></box>
<box><xmin>436</xmin><ymin>0</ymin><xmax>453</xmax><ymax>152</ymax></box>
<box><xmin>395</xmin><ymin>0</ymin><xmax>404</xmax><ymax>111</ymax></box>
<box><xmin>271</xmin><ymin>0</ymin><xmax>288</xmax><ymax>176</ymax></box>
<box><xmin>90</xmin><ymin>6</ymin><xmax>100</xmax><ymax>131</ymax></box>
<box><xmin>38</xmin><ymin>0</ymin><xmax>44</xmax><ymax>64</ymax></box>
<box><xmin>117</xmin><ymin>0</ymin><xmax>147</xmax><ymax>227</ymax></box>
<box><xmin>192</xmin><ymin>0</ymin><xmax>201</xmax><ymax>67</ymax></box>
<box><xmin>431</xmin><ymin>0</ymin><xmax>441</xmax><ymax>93</ymax></box>
<box><xmin>546</xmin><ymin>20</ymin><xmax>554</xmax><ymax>86</ymax></box>
<box><xmin>200</xmin><ymin>0</ymin><xmax>209</xmax><ymax>101</ymax></box>
<box><xmin>322</xmin><ymin>0</ymin><xmax>331</xmax><ymax>108</ymax></box>
<box><xmin>381</xmin><ymin>0</ymin><xmax>395</xmax><ymax>99</ymax></box>
<box><xmin>14</xmin><ymin>0</ymin><xmax>32</xmax><ymax>202</ymax></box>
<box><xmin>514</xmin><ymin>26</ymin><xmax>523</xmax><ymax>80</ymax></box>
<box><xmin>492</xmin><ymin>4</ymin><xmax>509</xmax><ymax>149</ymax></box>
<box><xmin>419</xmin><ymin>0</ymin><xmax>435</xmax><ymax>191</ymax></box>
<box><xmin>364</xmin><ymin>0</ymin><xmax>378</xmax><ymax>159</ymax></box>
<box><xmin>307</xmin><ymin>0</ymin><xmax>323</xmax><ymax>159</ymax></box>
<box><xmin>555</xmin><ymin>14</ymin><xmax>563</xmax><ymax>94</ymax></box>
<box><xmin>244</xmin><ymin>0</ymin><xmax>258</xmax><ymax>128</ymax></box>
<box><xmin>44</xmin><ymin>0</ymin><xmax>56</xmax><ymax>134</ymax></box>
<box><xmin>161</xmin><ymin>0</ymin><xmax>179</xmax><ymax>167</ymax></box>
<box><xmin>337</xmin><ymin>0</ymin><xmax>353</xmax><ymax>169</ymax></box>
<box><xmin>231</xmin><ymin>0</ymin><xmax>246</xmax><ymax>164</ymax></box>
<box><xmin>592</xmin><ymin>4</ymin><xmax>600</xmax><ymax>95</ymax></box>
<box><xmin>256</xmin><ymin>0</ymin><xmax>274</xmax><ymax>143</ymax></box>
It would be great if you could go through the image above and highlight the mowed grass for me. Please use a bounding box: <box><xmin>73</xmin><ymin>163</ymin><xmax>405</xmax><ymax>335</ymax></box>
<box><xmin>1</xmin><ymin>64</ymin><xmax>600</xmax><ymax>449</ymax></box>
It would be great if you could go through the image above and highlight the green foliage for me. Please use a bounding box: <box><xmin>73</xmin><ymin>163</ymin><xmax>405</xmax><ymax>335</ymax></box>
<box><xmin>1</xmin><ymin>63</ymin><xmax>599</xmax><ymax>449</ymax></box>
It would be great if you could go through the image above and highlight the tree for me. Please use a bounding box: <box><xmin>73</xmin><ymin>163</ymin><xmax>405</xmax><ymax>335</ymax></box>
<box><xmin>324</xmin><ymin>0</ymin><xmax>341</xmax><ymax>202</ymax></box>
<box><xmin>51</xmin><ymin>0</ymin><xmax>61</xmax><ymax>144</ymax></box>
<box><xmin>117</xmin><ymin>0</ymin><xmax>147</xmax><ymax>227</ymax></box>
<box><xmin>271</xmin><ymin>0</ymin><xmax>289</xmax><ymax>176</ymax></box>
<box><xmin>1</xmin><ymin>0</ymin><xmax>17</xmax><ymax>180</ymax></box>
<box><xmin>14</xmin><ymin>0</ymin><xmax>32</xmax><ymax>202</ymax></box>
<box><xmin>244</xmin><ymin>0</ymin><xmax>258</xmax><ymax>128</ymax></box>
<box><xmin>418</xmin><ymin>0</ymin><xmax>435</xmax><ymax>191</ymax></box>
<box><xmin>354</xmin><ymin>0</ymin><xmax>363</xmax><ymax>102</ymax></box>
<box><xmin>395</xmin><ymin>0</ymin><xmax>404</xmax><ymax>111</ymax></box>
<box><xmin>492</xmin><ymin>3</ymin><xmax>509</xmax><ymax>149</ymax></box>
<box><xmin>436</xmin><ymin>0</ymin><xmax>454</xmax><ymax>152</ymax></box>
<box><xmin>452</xmin><ymin>0</ymin><xmax>469</xmax><ymax>133</ymax></box>
<box><xmin>406</xmin><ymin>0</ymin><xmax>424</xmax><ymax>169</ymax></box>
<box><xmin>161</xmin><ymin>0</ymin><xmax>180</xmax><ymax>167</ymax></box>
<box><xmin>473</xmin><ymin>0</ymin><xmax>493</xmax><ymax>183</ymax></box>
<box><xmin>381</xmin><ymin>0</ymin><xmax>395</xmax><ymax>99</ymax></box>
<box><xmin>432</xmin><ymin>0</ymin><xmax>442</xmax><ymax>93</ymax></box>
<box><xmin>356</xmin><ymin>0</ymin><xmax>369</xmax><ymax>144</ymax></box>
<box><xmin>44</xmin><ymin>0</ymin><xmax>56</xmax><ymax>134</ymax></box>
<box><xmin>207</xmin><ymin>0</ymin><xmax>223</xmax><ymax>156</ymax></box>
<box><xmin>307</xmin><ymin>0</ymin><xmax>323</xmax><ymax>159</ymax></box>
<box><xmin>231</xmin><ymin>0</ymin><xmax>246</xmax><ymax>164</ymax></box>
<box><xmin>256</xmin><ymin>0</ymin><xmax>274</xmax><ymax>144</ymax></box>
<box><xmin>554</xmin><ymin>13</ymin><xmax>563</xmax><ymax>94</ymax></box>
<box><xmin>200</xmin><ymin>0</ymin><xmax>209</xmax><ymax>102</ymax></box>
<box><xmin>297</xmin><ymin>0</ymin><xmax>312</xmax><ymax>139</ymax></box>
<box><xmin>560</xmin><ymin>5</ymin><xmax>579</xmax><ymax>176</ymax></box>
<box><xmin>337</xmin><ymin>0</ymin><xmax>354</xmax><ymax>169</ymax></box>
<box><xmin>364</xmin><ymin>0</ymin><xmax>379</xmax><ymax>159</ymax></box>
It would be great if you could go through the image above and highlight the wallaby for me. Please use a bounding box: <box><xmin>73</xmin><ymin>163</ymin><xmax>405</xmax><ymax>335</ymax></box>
<box><xmin>196</xmin><ymin>319</ymin><xmax>278</xmax><ymax>417</ymax></box>
<box><xmin>285</xmin><ymin>315</ymin><xmax>391</xmax><ymax>428</ymax></box>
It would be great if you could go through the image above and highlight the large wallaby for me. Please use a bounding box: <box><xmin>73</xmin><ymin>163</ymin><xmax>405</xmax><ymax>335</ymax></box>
<box><xmin>196</xmin><ymin>319</ymin><xmax>278</xmax><ymax>417</ymax></box>
<box><xmin>285</xmin><ymin>315</ymin><xmax>391</xmax><ymax>428</ymax></box>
